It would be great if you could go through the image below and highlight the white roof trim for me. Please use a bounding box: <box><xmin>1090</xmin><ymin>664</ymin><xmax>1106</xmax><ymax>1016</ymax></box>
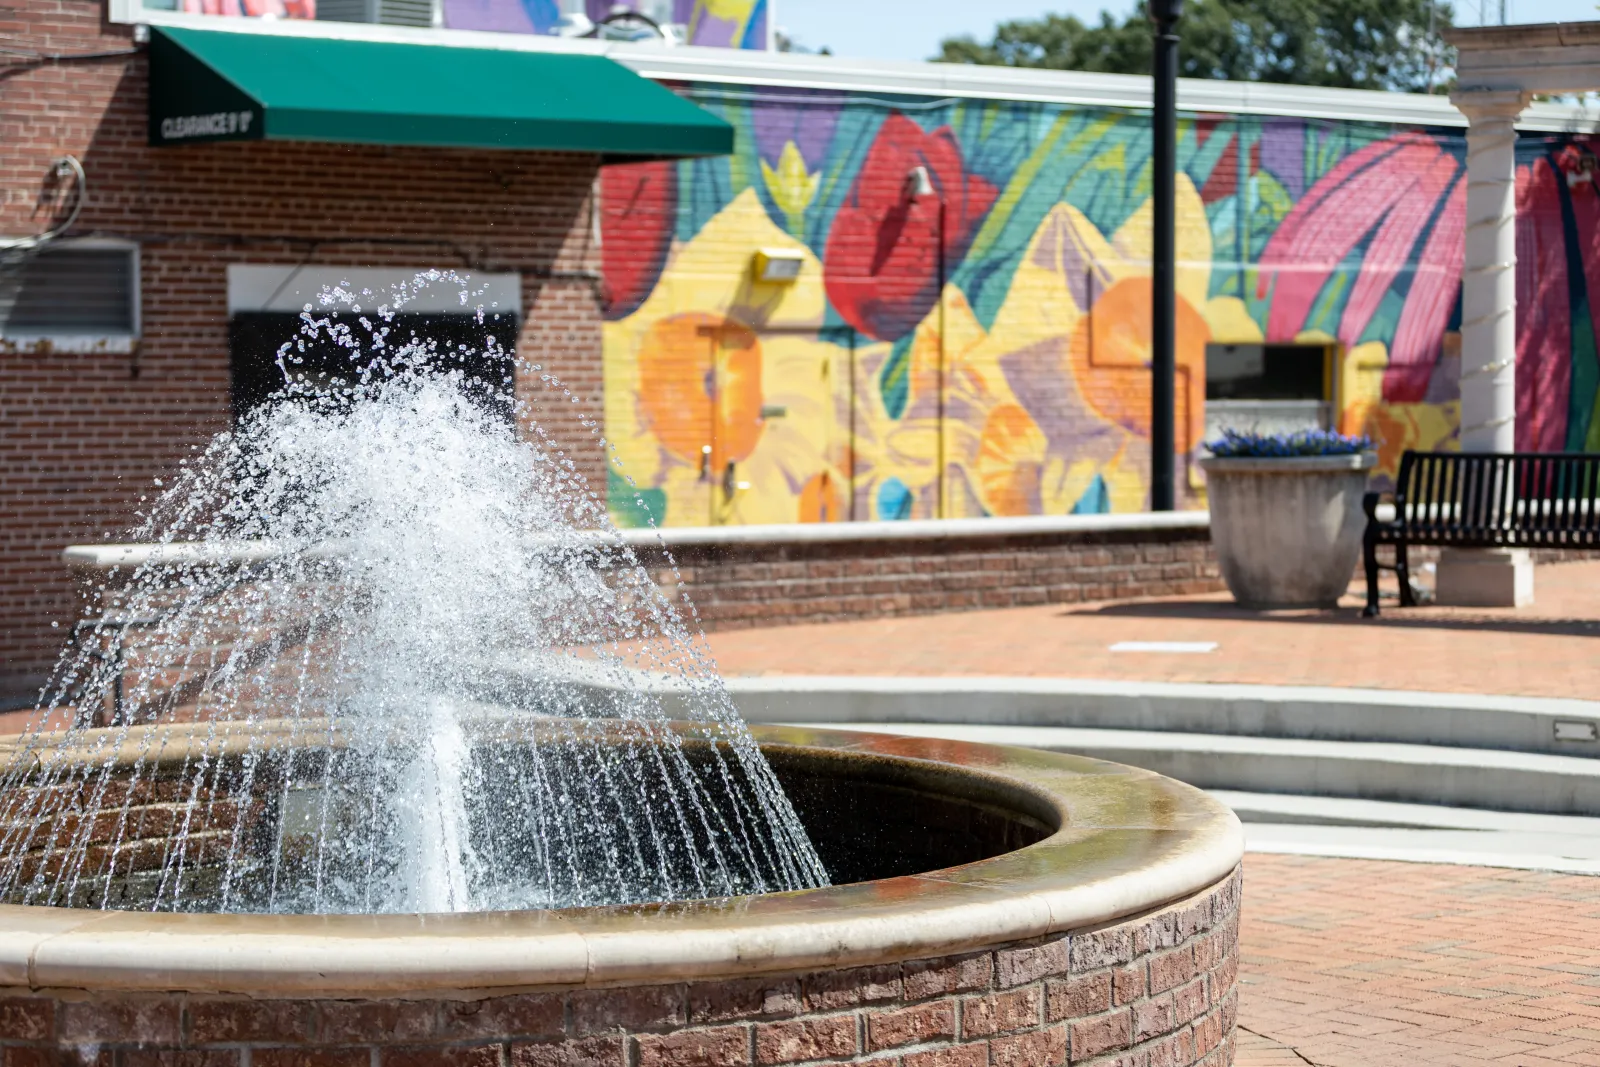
<box><xmin>226</xmin><ymin>266</ymin><xmax>522</xmax><ymax>316</ymax></box>
<box><xmin>630</xmin><ymin>55</ymin><xmax>1598</xmax><ymax>134</ymax></box>
<box><xmin>111</xmin><ymin>5</ymin><xmax>1599</xmax><ymax>132</ymax></box>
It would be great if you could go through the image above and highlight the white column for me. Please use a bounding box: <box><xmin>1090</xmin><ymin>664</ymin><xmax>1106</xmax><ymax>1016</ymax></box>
<box><xmin>1438</xmin><ymin>90</ymin><xmax>1534</xmax><ymax>608</ymax></box>
<box><xmin>1452</xmin><ymin>89</ymin><xmax>1530</xmax><ymax>453</ymax></box>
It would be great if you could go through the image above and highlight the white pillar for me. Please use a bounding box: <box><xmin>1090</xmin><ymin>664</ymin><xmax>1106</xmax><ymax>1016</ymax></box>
<box><xmin>1438</xmin><ymin>89</ymin><xmax>1534</xmax><ymax>608</ymax></box>
<box><xmin>1452</xmin><ymin>89</ymin><xmax>1529</xmax><ymax>453</ymax></box>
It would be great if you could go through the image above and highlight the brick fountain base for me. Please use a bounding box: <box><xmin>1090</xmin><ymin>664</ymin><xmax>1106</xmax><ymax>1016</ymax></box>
<box><xmin>0</xmin><ymin>727</ymin><xmax>1243</xmax><ymax>1067</ymax></box>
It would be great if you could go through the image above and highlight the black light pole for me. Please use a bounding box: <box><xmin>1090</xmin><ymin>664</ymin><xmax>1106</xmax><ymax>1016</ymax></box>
<box><xmin>1149</xmin><ymin>0</ymin><xmax>1181</xmax><ymax>511</ymax></box>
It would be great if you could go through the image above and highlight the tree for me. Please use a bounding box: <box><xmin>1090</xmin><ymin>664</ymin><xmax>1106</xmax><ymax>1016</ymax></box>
<box><xmin>936</xmin><ymin>0</ymin><xmax>1455</xmax><ymax>94</ymax></box>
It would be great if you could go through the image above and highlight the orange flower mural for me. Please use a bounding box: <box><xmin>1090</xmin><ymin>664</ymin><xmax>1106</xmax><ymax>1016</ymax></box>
<box><xmin>606</xmin><ymin>189</ymin><xmax>850</xmax><ymax>527</ymax></box>
<box><xmin>637</xmin><ymin>313</ymin><xmax>765</xmax><ymax>473</ymax></box>
<box><xmin>975</xmin><ymin>404</ymin><xmax>1048</xmax><ymax>516</ymax></box>
<box><xmin>798</xmin><ymin>471</ymin><xmax>845</xmax><ymax>523</ymax></box>
<box><xmin>1070</xmin><ymin>276</ymin><xmax>1208</xmax><ymax>451</ymax></box>
<box><xmin>1337</xmin><ymin>341</ymin><xmax>1457</xmax><ymax>481</ymax></box>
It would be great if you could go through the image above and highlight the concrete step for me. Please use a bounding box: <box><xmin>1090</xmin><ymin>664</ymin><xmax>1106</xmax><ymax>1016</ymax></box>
<box><xmin>775</xmin><ymin>721</ymin><xmax>1600</xmax><ymax>816</ymax></box>
<box><xmin>723</xmin><ymin>675</ymin><xmax>1600</xmax><ymax>758</ymax></box>
<box><xmin>1209</xmin><ymin>789</ymin><xmax>1600</xmax><ymax>831</ymax></box>
<box><xmin>1213</xmin><ymin>792</ymin><xmax>1600</xmax><ymax>874</ymax></box>
<box><xmin>1241</xmin><ymin>824</ymin><xmax>1600</xmax><ymax>875</ymax></box>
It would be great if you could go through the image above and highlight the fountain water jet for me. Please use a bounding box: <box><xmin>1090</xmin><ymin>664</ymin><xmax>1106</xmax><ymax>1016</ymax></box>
<box><xmin>0</xmin><ymin>272</ymin><xmax>827</xmax><ymax>913</ymax></box>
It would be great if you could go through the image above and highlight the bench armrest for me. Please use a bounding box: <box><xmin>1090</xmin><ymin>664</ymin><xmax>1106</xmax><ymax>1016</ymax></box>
<box><xmin>1362</xmin><ymin>490</ymin><xmax>1390</xmax><ymax>522</ymax></box>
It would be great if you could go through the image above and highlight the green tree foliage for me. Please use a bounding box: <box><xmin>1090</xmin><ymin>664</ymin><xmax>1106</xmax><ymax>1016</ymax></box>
<box><xmin>937</xmin><ymin>0</ymin><xmax>1455</xmax><ymax>93</ymax></box>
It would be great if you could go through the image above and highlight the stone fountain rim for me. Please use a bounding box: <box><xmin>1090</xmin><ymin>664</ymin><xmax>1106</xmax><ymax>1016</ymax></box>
<box><xmin>0</xmin><ymin>724</ymin><xmax>1242</xmax><ymax>998</ymax></box>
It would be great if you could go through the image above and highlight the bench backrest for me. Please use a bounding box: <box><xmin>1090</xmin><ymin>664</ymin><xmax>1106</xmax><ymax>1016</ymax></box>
<box><xmin>1394</xmin><ymin>451</ymin><xmax>1600</xmax><ymax>546</ymax></box>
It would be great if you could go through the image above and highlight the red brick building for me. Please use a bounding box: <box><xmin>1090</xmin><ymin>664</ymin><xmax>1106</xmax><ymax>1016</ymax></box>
<box><xmin>0</xmin><ymin>5</ymin><xmax>729</xmax><ymax>700</ymax></box>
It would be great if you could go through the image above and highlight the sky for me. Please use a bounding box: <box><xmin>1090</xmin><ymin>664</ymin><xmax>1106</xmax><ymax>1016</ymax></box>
<box><xmin>775</xmin><ymin>0</ymin><xmax>1600</xmax><ymax>63</ymax></box>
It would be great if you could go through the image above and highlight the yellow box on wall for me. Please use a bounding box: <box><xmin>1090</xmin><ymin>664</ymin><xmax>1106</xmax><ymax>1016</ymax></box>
<box><xmin>752</xmin><ymin>247</ymin><xmax>805</xmax><ymax>284</ymax></box>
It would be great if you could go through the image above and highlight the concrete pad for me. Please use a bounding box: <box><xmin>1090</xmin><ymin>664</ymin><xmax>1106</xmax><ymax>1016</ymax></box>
<box><xmin>1434</xmin><ymin>547</ymin><xmax>1534</xmax><ymax>607</ymax></box>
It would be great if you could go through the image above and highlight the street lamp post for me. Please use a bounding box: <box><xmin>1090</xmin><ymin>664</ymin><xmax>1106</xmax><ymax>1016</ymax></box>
<box><xmin>905</xmin><ymin>165</ymin><xmax>948</xmax><ymax>518</ymax></box>
<box><xmin>1149</xmin><ymin>0</ymin><xmax>1182</xmax><ymax>512</ymax></box>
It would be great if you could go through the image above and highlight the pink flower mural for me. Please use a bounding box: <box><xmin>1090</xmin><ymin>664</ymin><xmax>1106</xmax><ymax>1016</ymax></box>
<box><xmin>1529</xmin><ymin>139</ymin><xmax>1600</xmax><ymax>452</ymax></box>
<box><xmin>181</xmin><ymin>0</ymin><xmax>314</xmax><ymax>14</ymax></box>
<box><xmin>1256</xmin><ymin>132</ymin><xmax>1466</xmax><ymax>404</ymax></box>
<box><xmin>1517</xmin><ymin>156</ymin><xmax>1573</xmax><ymax>453</ymax></box>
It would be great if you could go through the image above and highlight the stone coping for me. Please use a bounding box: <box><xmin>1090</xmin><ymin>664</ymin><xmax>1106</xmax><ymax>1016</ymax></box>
<box><xmin>0</xmin><ymin>726</ymin><xmax>1241</xmax><ymax>998</ymax></box>
<box><xmin>630</xmin><ymin>511</ymin><xmax>1209</xmax><ymax>549</ymax></box>
<box><xmin>1445</xmin><ymin>20</ymin><xmax>1600</xmax><ymax>50</ymax></box>
<box><xmin>60</xmin><ymin>512</ymin><xmax>1211</xmax><ymax>571</ymax></box>
<box><xmin>1197</xmin><ymin>453</ymin><xmax>1376</xmax><ymax>474</ymax></box>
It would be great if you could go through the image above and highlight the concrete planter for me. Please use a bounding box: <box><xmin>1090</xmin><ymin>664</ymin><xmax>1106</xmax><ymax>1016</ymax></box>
<box><xmin>1201</xmin><ymin>452</ymin><xmax>1377</xmax><ymax>609</ymax></box>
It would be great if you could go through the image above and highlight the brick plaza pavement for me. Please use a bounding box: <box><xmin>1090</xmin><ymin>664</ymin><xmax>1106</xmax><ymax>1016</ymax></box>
<box><xmin>705</xmin><ymin>560</ymin><xmax>1600</xmax><ymax>1063</ymax></box>
<box><xmin>1237</xmin><ymin>854</ymin><xmax>1600</xmax><ymax>1067</ymax></box>
<box><xmin>703</xmin><ymin>559</ymin><xmax>1600</xmax><ymax>699</ymax></box>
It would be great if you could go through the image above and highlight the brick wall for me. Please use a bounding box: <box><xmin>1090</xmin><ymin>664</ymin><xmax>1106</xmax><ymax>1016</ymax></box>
<box><xmin>634</xmin><ymin>523</ymin><xmax>1224</xmax><ymax>631</ymax></box>
<box><xmin>2</xmin><ymin>771</ymin><xmax>259</xmax><ymax>908</ymax></box>
<box><xmin>0</xmin><ymin>865</ymin><xmax>1241</xmax><ymax>1066</ymax></box>
<box><xmin>0</xmin><ymin>3</ymin><xmax>607</xmax><ymax>692</ymax></box>
<box><xmin>627</xmin><ymin>524</ymin><xmax>1600</xmax><ymax>633</ymax></box>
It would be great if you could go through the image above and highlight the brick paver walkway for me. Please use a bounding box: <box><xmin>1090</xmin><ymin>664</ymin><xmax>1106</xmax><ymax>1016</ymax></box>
<box><xmin>1239</xmin><ymin>854</ymin><xmax>1600</xmax><ymax>1066</ymax></box>
<box><xmin>705</xmin><ymin>563</ymin><xmax>1600</xmax><ymax>1063</ymax></box>
<box><xmin>705</xmin><ymin>559</ymin><xmax>1600</xmax><ymax>699</ymax></box>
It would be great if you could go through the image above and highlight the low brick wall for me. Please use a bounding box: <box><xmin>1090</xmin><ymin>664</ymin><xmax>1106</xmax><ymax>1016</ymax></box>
<box><xmin>622</xmin><ymin>517</ymin><xmax>1600</xmax><ymax>633</ymax></box>
<box><xmin>0</xmin><ymin>866</ymin><xmax>1240</xmax><ymax>1067</ymax></box>
<box><xmin>626</xmin><ymin>515</ymin><xmax>1224</xmax><ymax>632</ymax></box>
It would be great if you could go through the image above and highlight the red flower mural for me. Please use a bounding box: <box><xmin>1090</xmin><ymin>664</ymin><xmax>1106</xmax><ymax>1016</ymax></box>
<box><xmin>601</xmin><ymin>160</ymin><xmax>678</xmax><ymax>320</ymax></box>
<box><xmin>823</xmin><ymin>115</ymin><xmax>998</xmax><ymax>343</ymax></box>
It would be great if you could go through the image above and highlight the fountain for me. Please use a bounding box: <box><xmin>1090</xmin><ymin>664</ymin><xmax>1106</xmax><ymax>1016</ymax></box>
<box><xmin>0</xmin><ymin>275</ymin><xmax>1242</xmax><ymax>1065</ymax></box>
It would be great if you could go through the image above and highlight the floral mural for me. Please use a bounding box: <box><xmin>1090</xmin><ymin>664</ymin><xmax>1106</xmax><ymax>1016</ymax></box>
<box><xmin>174</xmin><ymin>0</ymin><xmax>315</xmax><ymax>15</ymax></box>
<box><xmin>189</xmin><ymin>0</ymin><xmax>771</xmax><ymax>45</ymax></box>
<box><xmin>440</xmin><ymin>0</ymin><xmax>768</xmax><ymax>47</ymax></box>
<box><xmin>599</xmin><ymin>90</ymin><xmax>1596</xmax><ymax>528</ymax></box>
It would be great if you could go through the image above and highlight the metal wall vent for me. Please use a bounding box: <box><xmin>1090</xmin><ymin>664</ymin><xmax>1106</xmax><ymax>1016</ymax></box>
<box><xmin>0</xmin><ymin>244</ymin><xmax>137</xmax><ymax>337</ymax></box>
<box><xmin>317</xmin><ymin>0</ymin><xmax>439</xmax><ymax>27</ymax></box>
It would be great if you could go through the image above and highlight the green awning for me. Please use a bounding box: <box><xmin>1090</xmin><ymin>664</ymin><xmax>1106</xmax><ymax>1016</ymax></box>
<box><xmin>147</xmin><ymin>26</ymin><xmax>733</xmax><ymax>158</ymax></box>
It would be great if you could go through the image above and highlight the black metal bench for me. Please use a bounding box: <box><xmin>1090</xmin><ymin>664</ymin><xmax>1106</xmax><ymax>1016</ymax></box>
<box><xmin>1362</xmin><ymin>450</ymin><xmax>1600</xmax><ymax>616</ymax></box>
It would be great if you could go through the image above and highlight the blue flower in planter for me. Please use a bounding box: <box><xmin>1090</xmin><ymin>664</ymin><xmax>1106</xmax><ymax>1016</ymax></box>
<box><xmin>1204</xmin><ymin>428</ymin><xmax>1374</xmax><ymax>459</ymax></box>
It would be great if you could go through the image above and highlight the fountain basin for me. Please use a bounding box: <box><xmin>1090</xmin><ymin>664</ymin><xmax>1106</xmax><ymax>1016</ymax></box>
<box><xmin>0</xmin><ymin>726</ymin><xmax>1242</xmax><ymax>1065</ymax></box>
